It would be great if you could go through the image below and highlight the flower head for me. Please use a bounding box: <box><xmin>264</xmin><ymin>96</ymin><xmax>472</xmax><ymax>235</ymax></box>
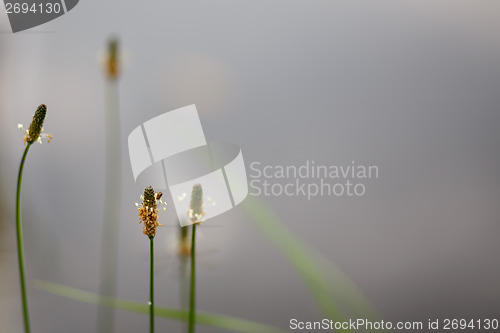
<box><xmin>188</xmin><ymin>184</ymin><xmax>205</xmax><ymax>224</ymax></box>
<box><xmin>137</xmin><ymin>186</ymin><xmax>166</xmax><ymax>238</ymax></box>
<box><xmin>178</xmin><ymin>225</ymin><xmax>191</xmax><ymax>256</ymax></box>
<box><xmin>176</xmin><ymin>185</ymin><xmax>216</xmax><ymax>226</ymax></box>
<box><xmin>105</xmin><ymin>38</ymin><xmax>120</xmax><ymax>80</ymax></box>
<box><xmin>19</xmin><ymin>104</ymin><xmax>52</xmax><ymax>145</ymax></box>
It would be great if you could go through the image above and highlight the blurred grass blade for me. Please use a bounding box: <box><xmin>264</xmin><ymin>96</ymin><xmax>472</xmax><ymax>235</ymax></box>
<box><xmin>310</xmin><ymin>248</ymin><xmax>382</xmax><ymax>323</ymax></box>
<box><xmin>241</xmin><ymin>196</ymin><xmax>345</xmax><ymax>322</ymax></box>
<box><xmin>242</xmin><ymin>196</ymin><xmax>384</xmax><ymax>327</ymax></box>
<box><xmin>36</xmin><ymin>281</ymin><xmax>285</xmax><ymax>333</ymax></box>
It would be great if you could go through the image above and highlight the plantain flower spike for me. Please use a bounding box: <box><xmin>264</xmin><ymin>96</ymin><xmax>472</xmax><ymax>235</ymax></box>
<box><xmin>19</xmin><ymin>104</ymin><xmax>52</xmax><ymax>145</ymax></box>
<box><xmin>138</xmin><ymin>186</ymin><xmax>162</xmax><ymax>238</ymax></box>
<box><xmin>188</xmin><ymin>184</ymin><xmax>205</xmax><ymax>225</ymax></box>
<box><xmin>178</xmin><ymin>225</ymin><xmax>191</xmax><ymax>256</ymax></box>
<box><xmin>105</xmin><ymin>38</ymin><xmax>120</xmax><ymax>80</ymax></box>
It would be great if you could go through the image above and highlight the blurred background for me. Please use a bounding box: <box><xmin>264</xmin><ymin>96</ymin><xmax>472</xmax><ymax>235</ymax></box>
<box><xmin>1</xmin><ymin>1</ymin><xmax>500</xmax><ymax>332</ymax></box>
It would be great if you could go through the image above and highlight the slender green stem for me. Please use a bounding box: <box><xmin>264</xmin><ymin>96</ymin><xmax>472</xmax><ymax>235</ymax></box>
<box><xmin>149</xmin><ymin>236</ymin><xmax>154</xmax><ymax>333</ymax></box>
<box><xmin>188</xmin><ymin>224</ymin><xmax>196</xmax><ymax>333</ymax></box>
<box><xmin>179</xmin><ymin>226</ymin><xmax>190</xmax><ymax>333</ymax></box>
<box><xmin>16</xmin><ymin>143</ymin><xmax>32</xmax><ymax>333</ymax></box>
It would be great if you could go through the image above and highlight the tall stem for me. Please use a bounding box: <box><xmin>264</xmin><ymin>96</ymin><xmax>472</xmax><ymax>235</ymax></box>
<box><xmin>179</xmin><ymin>225</ymin><xmax>190</xmax><ymax>333</ymax></box>
<box><xmin>149</xmin><ymin>236</ymin><xmax>155</xmax><ymax>333</ymax></box>
<box><xmin>97</xmin><ymin>76</ymin><xmax>121</xmax><ymax>333</ymax></box>
<box><xmin>16</xmin><ymin>143</ymin><xmax>32</xmax><ymax>333</ymax></box>
<box><xmin>188</xmin><ymin>224</ymin><xmax>196</xmax><ymax>333</ymax></box>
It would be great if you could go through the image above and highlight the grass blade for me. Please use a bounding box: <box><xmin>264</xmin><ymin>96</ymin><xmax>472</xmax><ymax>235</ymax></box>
<box><xmin>36</xmin><ymin>280</ymin><xmax>286</xmax><ymax>333</ymax></box>
<box><xmin>242</xmin><ymin>196</ymin><xmax>385</xmax><ymax>329</ymax></box>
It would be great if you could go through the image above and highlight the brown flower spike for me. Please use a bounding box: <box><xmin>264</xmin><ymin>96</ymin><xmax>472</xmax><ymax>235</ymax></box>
<box><xmin>138</xmin><ymin>186</ymin><xmax>163</xmax><ymax>238</ymax></box>
<box><xmin>105</xmin><ymin>38</ymin><xmax>120</xmax><ymax>80</ymax></box>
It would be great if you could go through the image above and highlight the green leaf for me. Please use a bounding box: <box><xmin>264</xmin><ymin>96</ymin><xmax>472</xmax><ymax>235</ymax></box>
<box><xmin>241</xmin><ymin>196</ymin><xmax>385</xmax><ymax>331</ymax></box>
<box><xmin>36</xmin><ymin>280</ymin><xmax>286</xmax><ymax>333</ymax></box>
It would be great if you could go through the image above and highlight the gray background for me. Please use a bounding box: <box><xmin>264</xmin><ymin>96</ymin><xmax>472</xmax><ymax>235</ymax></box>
<box><xmin>1</xmin><ymin>1</ymin><xmax>500</xmax><ymax>332</ymax></box>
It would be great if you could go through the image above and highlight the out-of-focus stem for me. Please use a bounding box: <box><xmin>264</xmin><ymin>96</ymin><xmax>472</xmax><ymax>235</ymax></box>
<box><xmin>97</xmin><ymin>39</ymin><xmax>121</xmax><ymax>333</ymax></box>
